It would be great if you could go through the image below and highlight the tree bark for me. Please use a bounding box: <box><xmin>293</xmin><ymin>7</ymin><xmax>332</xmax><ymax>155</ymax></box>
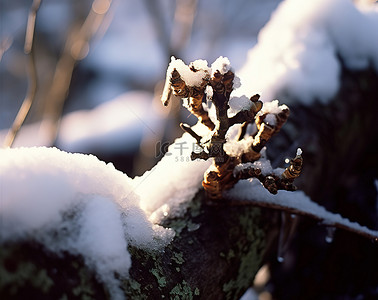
<box><xmin>0</xmin><ymin>189</ymin><xmax>275</xmax><ymax>299</ymax></box>
<box><xmin>264</xmin><ymin>62</ymin><xmax>378</xmax><ymax>299</ymax></box>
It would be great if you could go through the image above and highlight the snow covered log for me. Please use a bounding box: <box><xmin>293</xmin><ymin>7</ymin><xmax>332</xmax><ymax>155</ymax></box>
<box><xmin>0</xmin><ymin>174</ymin><xmax>270</xmax><ymax>299</ymax></box>
<box><xmin>0</xmin><ymin>196</ymin><xmax>269</xmax><ymax>300</ymax></box>
<box><xmin>0</xmin><ymin>147</ymin><xmax>272</xmax><ymax>299</ymax></box>
<box><xmin>125</xmin><ymin>190</ymin><xmax>269</xmax><ymax>299</ymax></box>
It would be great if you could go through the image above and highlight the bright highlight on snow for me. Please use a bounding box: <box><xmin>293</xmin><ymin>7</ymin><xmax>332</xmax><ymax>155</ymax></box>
<box><xmin>236</xmin><ymin>0</ymin><xmax>378</xmax><ymax>104</ymax></box>
<box><xmin>166</xmin><ymin>56</ymin><xmax>210</xmax><ymax>87</ymax></box>
<box><xmin>211</xmin><ymin>56</ymin><xmax>231</xmax><ymax>76</ymax></box>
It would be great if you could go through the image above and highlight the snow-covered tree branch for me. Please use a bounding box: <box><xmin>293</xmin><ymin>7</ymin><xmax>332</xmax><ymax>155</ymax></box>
<box><xmin>1</xmin><ymin>0</ymin><xmax>378</xmax><ymax>299</ymax></box>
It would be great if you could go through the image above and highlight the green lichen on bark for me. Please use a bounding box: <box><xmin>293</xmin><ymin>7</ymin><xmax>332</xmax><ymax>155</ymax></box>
<box><xmin>222</xmin><ymin>208</ymin><xmax>267</xmax><ymax>298</ymax></box>
<box><xmin>123</xmin><ymin>189</ymin><xmax>269</xmax><ymax>299</ymax></box>
<box><xmin>170</xmin><ymin>280</ymin><xmax>196</xmax><ymax>299</ymax></box>
<box><xmin>0</xmin><ymin>241</ymin><xmax>108</xmax><ymax>299</ymax></box>
<box><xmin>1</xmin><ymin>189</ymin><xmax>270</xmax><ymax>299</ymax></box>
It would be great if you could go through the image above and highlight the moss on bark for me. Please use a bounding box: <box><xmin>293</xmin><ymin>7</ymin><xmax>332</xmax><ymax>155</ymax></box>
<box><xmin>1</xmin><ymin>189</ymin><xmax>270</xmax><ymax>299</ymax></box>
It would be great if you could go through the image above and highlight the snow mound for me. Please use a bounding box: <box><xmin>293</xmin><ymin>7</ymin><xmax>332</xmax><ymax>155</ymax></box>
<box><xmin>236</xmin><ymin>0</ymin><xmax>378</xmax><ymax>104</ymax></box>
<box><xmin>0</xmin><ymin>147</ymin><xmax>174</xmax><ymax>299</ymax></box>
<box><xmin>133</xmin><ymin>123</ymin><xmax>212</xmax><ymax>222</ymax></box>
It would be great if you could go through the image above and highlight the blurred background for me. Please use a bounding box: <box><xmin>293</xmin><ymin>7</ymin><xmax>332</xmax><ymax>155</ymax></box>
<box><xmin>0</xmin><ymin>0</ymin><xmax>282</xmax><ymax>177</ymax></box>
<box><xmin>1</xmin><ymin>0</ymin><xmax>378</xmax><ymax>299</ymax></box>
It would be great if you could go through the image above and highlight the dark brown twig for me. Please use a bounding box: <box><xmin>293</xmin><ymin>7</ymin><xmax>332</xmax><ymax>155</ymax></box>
<box><xmin>161</xmin><ymin>58</ymin><xmax>296</xmax><ymax>200</ymax></box>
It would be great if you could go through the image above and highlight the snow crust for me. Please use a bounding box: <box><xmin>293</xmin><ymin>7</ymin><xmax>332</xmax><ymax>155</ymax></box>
<box><xmin>236</xmin><ymin>0</ymin><xmax>378</xmax><ymax>104</ymax></box>
<box><xmin>133</xmin><ymin>123</ymin><xmax>212</xmax><ymax>222</ymax></box>
<box><xmin>226</xmin><ymin>178</ymin><xmax>378</xmax><ymax>239</ymax></box>
<box><xmin>0</xmin><ymin>147</ymin><xmax>174</xmax><ymax>299</ymax></box>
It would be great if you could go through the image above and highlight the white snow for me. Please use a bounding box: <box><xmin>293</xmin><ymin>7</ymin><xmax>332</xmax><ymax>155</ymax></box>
<box><xmin>258</xmin><ymin>100</ymin><xmax>288</xmax><ymax>116</ymax></box>
<box><xmin>224</xmin><ymin>135</ymin><xmax>254</xmax><ymax>158</ymax></box>
<box><xmin>211</xmin><ymin>56</ymin><xmax>231</xmax><ymax>76</ymax></box>
<box><xmin>227</xmin><ymin>95</ymin><xmax>253</xmax><ymax>117</ymax></box>
<box><xmin>205</xmin><ymin>85</ymin><xmax>214</xmax><ymax>100</ymax></box>
<box><xmin>190</xmin><ymin>59</ymin><xmax>210</xmax><ymax>72</ymax></box>
<box><xmin>0</xmin><ymin>147</ymin><xmax>174</xmax><ymax>299</ymax></box>
<box><xmin>133</xmin><ymin>122</ymin><xmax>212</xmax><ymax>221</ymax></box>
<box><xmin>233</xmin><ymin>148</ymin><xmax>274</xmax><ymax>177</ymax></box>
<box><xmin>167</xmin><ymin>56</ymin><xmax>210</xmax><ymax>87</ymax></box>
<box><xmin>236</xmin><ymin>0</ymin><xmax>378</xmax><ymax>104</ymax></box>
<box><xmin>225</xmin><ymin>177</ymin><xmax>378</xmax><ymax>239</ymax></box>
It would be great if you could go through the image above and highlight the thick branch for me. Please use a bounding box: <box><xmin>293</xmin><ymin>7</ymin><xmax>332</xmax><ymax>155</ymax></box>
<box><xmin>0</xmin><ymin>190</ymin><xmax>270</xmax><ymax>300</ymax></box>
<box><xmin>226</xmin><ymin>197</ymin><xmax>378</xmax><ymax>241</ymax></box>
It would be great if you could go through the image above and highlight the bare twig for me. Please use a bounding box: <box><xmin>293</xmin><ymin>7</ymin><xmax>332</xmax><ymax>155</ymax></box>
<box><xmin>0</xmin><ymin>36</ymin><xmax>13</xmax><ymax>62</ymax></box>
<box><xmin>2</xmin><ymin>0</ymin><xmax>41</xmax><ymax>148</ymax></box>
<box><xmin>170</xmin><ymin>0</ymin><xmax>198</xmax><ymax>54</ymax></box>
<box><xmin>161</xmin><ymin>57</ymin><xmax>295</xmax><ymax>199</ymax></box>
<box><xmin>40</xmin><ymin>0</ymin><xmax>113</xmax><ymax>145</ymax></box>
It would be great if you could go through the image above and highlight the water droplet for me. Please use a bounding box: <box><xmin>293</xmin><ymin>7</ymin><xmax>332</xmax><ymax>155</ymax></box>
<box><xmin>325</xmin><ymin>226</ymin><xmax>336</xmax><ymax>243</ymax></box>
<box><xmin>277</xmin><ymin>212</ymin><xmax>286</xmax><ymax>263</ymax></box>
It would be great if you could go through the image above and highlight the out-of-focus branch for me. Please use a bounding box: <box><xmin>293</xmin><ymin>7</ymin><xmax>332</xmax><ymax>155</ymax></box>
<box><xmin>170</xmin><ymin>0</ymin><xmax>198</xmax><ymax>54</ymax></box>
<box><xmin>0</xmin><ymin>37</ymin><xmax>13</xmax><ymax>62</ymax></box>
<box><xmin>133</xmin><ymin>0</ymin><xmax>198</xmax><ymax>175</ymax></box>
<box><xmin>40</xmin><ymin>0</ymin><xmax>113</xmax><ymax>145</ymax></box>
<box><xmin>2</xmin><ymin>0</ymin><xmax>41</xmax><ymax>148</ymax></box>
<box><xmin>143</xmin><ymin>0</ymin><xmax>197</xmax><ymax>58</ymax></box>
<box><xmin>143</xmin><ymin>0</ymin><xmax>171</xmax><ymax>58</ymax></box>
